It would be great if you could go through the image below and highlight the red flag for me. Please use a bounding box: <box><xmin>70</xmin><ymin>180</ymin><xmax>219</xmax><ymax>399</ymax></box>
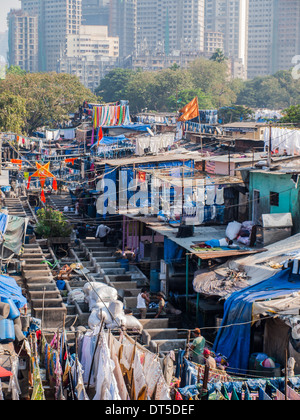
<box><xmin>138</xmin><ymin>171</ymin><xmax>146</xmax><ymax>182</ymax></box>
<box><xmin>97</xmin><ymin>127</ymin><xmax>103</xmax><ymax>146</ymax></box>
<box><xmin>40</xmin><ymin>178</ymin><xmax>46</xmax><ymax>189</ymax></box>
<box><xmin>27</xmin><ymin>176</ymin><xmax>31</xmax><ymax>190</ymax></box>
<box><xmin>52</xmin><ymin>178</ymin><xmax>58</xmax><ymax>191</ymax></box>
<box><xmin>41</xmin><ymin>190</ymin><xmax>46</xmax><ymax>203</ymax></box>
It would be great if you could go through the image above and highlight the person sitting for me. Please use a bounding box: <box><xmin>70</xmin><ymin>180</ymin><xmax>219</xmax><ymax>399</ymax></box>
<box><xmin>203</xmin><ymin>349</ymin><xmax>217</xmax><ymax>370</ymax></box>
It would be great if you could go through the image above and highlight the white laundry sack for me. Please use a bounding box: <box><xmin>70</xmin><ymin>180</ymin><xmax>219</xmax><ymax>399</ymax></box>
<box><xmin>90</xmin><ymin>301</ymin><xmax>106</xmax><ymax>311</ymax></box>
<box><xmin>124</xmin><ymin>315</ymin><xmax>143</xmax><ymax>333</ymax></box>
<box><xmin>67</xmin><ymin>289</ymin><xmax>85</xmax><ymax>304</ymax></box>
<box><xmin>96</xmin><ymin>286</ymin><xmax>118</xmax><ymax>302</ymax></box>
<box><xmin>108</xmin><ymin>300</ymin><xmax>124</xmax><ymax>318</ymax></box>
<box><xmin>97</xmin><ymin>307</ymin><xmax>113</xmax><ymax>325</ymax></box>
<box><xmin>226</xmin><ymin>221</ymin><xmax>242</xmax><ymax>240</ymax></box>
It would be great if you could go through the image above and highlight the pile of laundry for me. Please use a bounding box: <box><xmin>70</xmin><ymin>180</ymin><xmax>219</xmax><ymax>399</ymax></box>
<box><xmin>82</xmin><ymin>282</ymin><xmax>143</xmax><ymax>333</ymax></box>
<box><xmin>193</xmin><ymin>268</ymin><xmax>249</xmax><ymax>298</ymax></box>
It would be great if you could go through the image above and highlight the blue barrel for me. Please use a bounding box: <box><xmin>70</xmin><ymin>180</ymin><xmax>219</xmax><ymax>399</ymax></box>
<box><xmin>0</xmin><ymin>319</ymin><xmax>15</xmax><ymax>343</ymax></box>
<box><xmin>1</xmin><ymin>298</ymin><xmax>20</xmax><ymax>321</ymax></box>
<box><xmin>118</xmin><ymin>259</ymin><xmax>130</xmax><ymax>272</ymax></box>
<box><xmin>150</xmin><ymin>270</ymin><xmax>160</xmax><ymax>293</ymax></box>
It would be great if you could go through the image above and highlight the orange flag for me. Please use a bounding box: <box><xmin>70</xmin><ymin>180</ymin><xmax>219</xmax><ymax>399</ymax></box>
<box><xmin>11</xmin><ymin>159</ymin><xmax>23</xmax><ymax>170</ymax></box>
<box><xmin>65</xmin><ymin>158</ymin><xmax>78</xmax><ymax>165</ymax></box>
<box><xmin>177</xmin><ymin>97</ymin><xmax>199</xmax><ymax>122</ymax></box>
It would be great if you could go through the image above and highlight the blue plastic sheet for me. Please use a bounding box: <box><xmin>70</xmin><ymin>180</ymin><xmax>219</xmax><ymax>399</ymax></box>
<box><xmin>213</xmin><ymin>269</ymin><xmax>300</xmax><ymax>374</ymax></box>
<box><xmin>0</xmin><ymin>275</ymin><xmax>27</xmax><ymax>309</ymax></box>
<box><xmin>164</xmin><ymin>237</ymin><xmax>184</xmax><ymax>264</ymax></box>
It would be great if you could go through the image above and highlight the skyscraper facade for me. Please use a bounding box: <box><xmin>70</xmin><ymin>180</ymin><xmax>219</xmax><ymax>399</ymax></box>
<box><xmin>136</xmin><ymin>0</ymin><xmax>205</xmax><ymax>56</ymax></box>
<box><xmin>109</xmin><ymin>0</ymin><xmax>137</xmax><ymax>59</ymax></box>
<box><xmin>247</xmin><ymin>0</ymin><xmax>300</xmax><ymax>79</ymax></box>
<box><xmin>205</xmin><ymin>0</ymin><xmax>249</xmax><ymax>78</ymax></box>
<box><xmin>7</xmin><ymin>9</ymin><xmax>39</xmax><ymax>73</ymax></box>
<box><xmin>39</xmin><ymin>0</ymin><xmax>82</xmax><ymax>72</ymax></box>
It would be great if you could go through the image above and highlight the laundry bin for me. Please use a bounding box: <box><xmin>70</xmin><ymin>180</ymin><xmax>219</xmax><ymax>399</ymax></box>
<box><xmin>0</xmin><ymin>319</ymin><xmax>15</xmax><ymax>343</ymax></box>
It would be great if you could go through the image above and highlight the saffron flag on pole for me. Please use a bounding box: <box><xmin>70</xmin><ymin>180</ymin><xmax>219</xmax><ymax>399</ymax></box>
<box><xmin>177</xmin><ymin>97</ymin><xmax>199</xmax><ymax>122</ymax></box>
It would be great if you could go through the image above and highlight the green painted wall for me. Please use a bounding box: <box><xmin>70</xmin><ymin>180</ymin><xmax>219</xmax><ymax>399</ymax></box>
<box><xmin>249</xmin><ymin>172</ymin><xmax>300</xmax><ymax>233</ymax></box>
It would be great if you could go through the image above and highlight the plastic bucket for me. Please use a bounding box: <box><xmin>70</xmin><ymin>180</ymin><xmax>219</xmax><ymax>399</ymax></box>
<box><xmin>1</xmin><ymin>298</ymin><xmax>20</xmax><ymax>321</ymax></box>
<box><xmin>0</xmin><ymin>319</ymin><xmax>15</xmax><ymax>343</ymax></box>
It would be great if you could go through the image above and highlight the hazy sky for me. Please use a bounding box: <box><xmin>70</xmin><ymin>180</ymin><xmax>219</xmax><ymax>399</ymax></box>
<box><xmin>0</xmin><ymin>0</ymin><xmax>20</xmax><ymax>32</ymax></box>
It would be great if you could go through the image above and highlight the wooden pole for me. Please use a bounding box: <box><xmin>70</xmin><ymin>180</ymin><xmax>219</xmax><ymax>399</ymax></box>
<box><xmin>201</xmin><ymin>365</ymin><xmax>210</xmax><ymax>400</ymax></box>
<box><xmin>87</xmin><ymin>319</ymin><xmax>105</xmax><ymax>392</ymax></box>
<box><xmin>285</xmin><ymin>347</ymin><xmax>288</xmax><ymax>400</ymax></box>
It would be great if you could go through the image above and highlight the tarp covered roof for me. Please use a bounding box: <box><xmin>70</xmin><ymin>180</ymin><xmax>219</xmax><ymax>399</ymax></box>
<box><xmin>213</xmin><ymin>269</ymin><xmax>300</xmax><ymax>374</ymax></box>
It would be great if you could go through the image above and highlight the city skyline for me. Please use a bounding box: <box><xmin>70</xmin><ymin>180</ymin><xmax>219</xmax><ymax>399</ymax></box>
<box><xmin>4</xmin><ymin>0</ymin><xmax>300</xmax><ymax>88</ymax></box>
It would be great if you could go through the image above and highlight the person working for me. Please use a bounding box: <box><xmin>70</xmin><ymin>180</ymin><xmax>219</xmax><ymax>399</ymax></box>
<box><xmin>95</xmin><ymin>224</ymin><xmax>111</xmax><ymax>246</ymax></box>
<box><xmin>155</xmin><ymin>292</ymin><xmax>167</xmax><ymax>318</ymax></box>
<box><xmin>137</xmin><ymin>287</ymin><xmax>150</xmax><ymax>319</ymax></box>
<box><xmin>203</xmin><ymin>349</ymin><xmax>217</xmax><ymax>370</ymax></box>
<box><xmin>188</xmin><ymin>329</ymin><xmax>206</xmax><ymax>364</ymax></box>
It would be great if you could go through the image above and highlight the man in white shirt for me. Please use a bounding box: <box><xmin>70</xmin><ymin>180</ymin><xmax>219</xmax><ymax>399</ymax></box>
<box><xmin>95</xmin><ymin>224</ymin><xmax>111</xmax><ymax>246</ymax></box>
<box><xmin>137</xmin><ymin>287</ymin><xmax>150</xmax><ymax>319</ymax></box>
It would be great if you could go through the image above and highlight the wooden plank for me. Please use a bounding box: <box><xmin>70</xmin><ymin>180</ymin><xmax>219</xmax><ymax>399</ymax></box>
<box><xmin>194</xmin><ymin>248</ymin><xmax>267</xmax><ymax>261</ymax></box>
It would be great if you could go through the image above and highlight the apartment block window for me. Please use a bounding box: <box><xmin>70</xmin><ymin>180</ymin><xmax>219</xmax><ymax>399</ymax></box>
<box><xmin>270</xmin><ymin>191</ymin><xmax>279</xmax><ymax>207</ymax></box>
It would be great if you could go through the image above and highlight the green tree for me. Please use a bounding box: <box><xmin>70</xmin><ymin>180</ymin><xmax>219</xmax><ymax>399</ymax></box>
<box><xmin>167</xmin><ymin>88</ymin><xmax>214</xmax><ymax>112</ymax></box>
<box><xmin>280</xmin><ymin>105</ymin><xmax>300</xmax><ymax>124</ymax></box>
<box><xmin>210</xmin><ymin>49</ymin><xmax>227</xmax><ymax>63</ymax></box>
<box><xmin>6</xmin><ymin>65</ymin><xmax>27</xmax><ymax>76</ymax></box>
<box><xmin>0</xmin><ymin>72</ymin><xmax>96</xmax><ymax>134</ymax></box>
<box><xmin>218</xmin><ymin>105</ymin><xmax>254</xmax><ymax>124</ymax></box>
<box><xmin>0</xmin><ymin>91</ymin><xmax>27</xmax><ymax>133</ymax></box>
<box><xmin>95</xmin><ymin>68</ymin><xmax>135</xmax><ymax>103</ymax></box>
<box><xmin>35</xmin><ymin>207</ymin><xmax>73</xmax><ymax>239</ymax></box>
<box><xmin>187</xmin><ymin>58</ymin><xmax>237</xmax><ymax>108</ymax></box>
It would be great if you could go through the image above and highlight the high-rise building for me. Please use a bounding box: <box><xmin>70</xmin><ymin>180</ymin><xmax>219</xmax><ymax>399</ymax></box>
<box><xmin>82</xmin><ymin>0</ymin><xmax>110</xmax><ymax>26</ymax></box>
<box><xmin>247</xmin><ymin>0</ymin><xmax>300</xmax><ymax>79</ymax></box>
<box><xmin>136</xmin><ymin>0</ymin><xmax>205</xmax><ymax>56</ymax></box>
<box><xmin>39</xmin><ymin>0</ymin><xmax>82</xmax><ymax>72</ymax></box>
<box><xmin>205</xmin><ymin>0</ymin><xmax>249</xmax><ymax>79</ymax></box>
<box><xmin>58</xmin><ymin>25</ymin><xmax>119</xmax><ymax>90</ymax></box>
<box><xmin>109</xmin><ymin>0</ymin><xmax>137</xmax><ymax>59</ymax></box>
<box><xmin>7</xmin><ymin>9</ymin><xmax>39</xmax><ymax>73</ymax></box>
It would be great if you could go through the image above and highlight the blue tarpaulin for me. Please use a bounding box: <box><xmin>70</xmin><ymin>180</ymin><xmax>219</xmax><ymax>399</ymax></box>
<box><xmin>0</xmin><ymin>275</ymin><xmax>27</xmax><ymax>309</ymax></box>
<box><xmin>164</xmin><ymin>237</ymin><xmax>184</xmax><ymax>264</ymax></box>
<box><xmin>213</xmin><ymin>269</ymin><xmax>300</xmax><ymax>374</ymax></box>
<box><xmin>91</xmin><ymin>135</ymin><xmax>127</xmax><ymax>148</ymax></box>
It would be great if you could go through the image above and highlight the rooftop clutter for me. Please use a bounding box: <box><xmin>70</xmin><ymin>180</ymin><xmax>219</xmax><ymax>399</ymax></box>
<box><xmin>0</xmin><ymin>98</ymin><xmax>300</xmax><ymax>401</ymax></box>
